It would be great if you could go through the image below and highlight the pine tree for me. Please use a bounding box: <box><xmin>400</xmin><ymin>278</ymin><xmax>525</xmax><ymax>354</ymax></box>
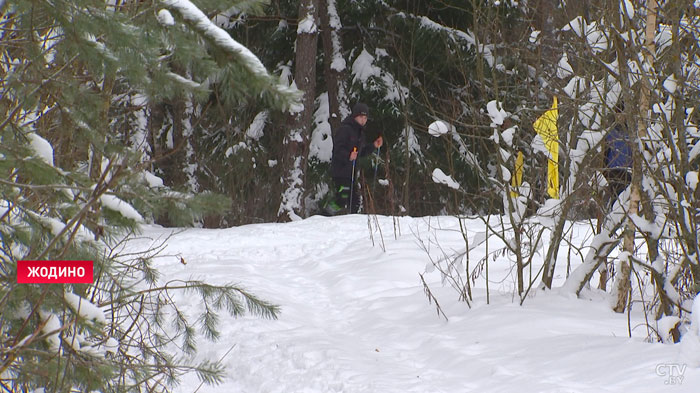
<box><xmin>0</xmin><ymin>0</ymin><xmax>292</xmax><ymax>390</ymax></box>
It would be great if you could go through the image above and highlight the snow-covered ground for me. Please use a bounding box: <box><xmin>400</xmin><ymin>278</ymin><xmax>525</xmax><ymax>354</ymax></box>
<box><xmin>126</xmin><ymin>215</ymin><xmax>699</xmax><ymax>392</ymax></box>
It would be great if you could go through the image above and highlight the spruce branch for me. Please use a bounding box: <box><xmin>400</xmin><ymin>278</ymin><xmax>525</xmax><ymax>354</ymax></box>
<box><xmin>160</xmin><ymin>0</ymin><xmax>301</xmax><ymax>108</ymax></box>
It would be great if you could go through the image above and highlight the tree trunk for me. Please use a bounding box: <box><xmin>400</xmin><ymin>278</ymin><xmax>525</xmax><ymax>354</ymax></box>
<box><xmin>278</xmin><ymin>0</ymin><xmax>319</xmax><ymax>221</ymax></box>
<box><xmin>319</xmin><ymin>0</ymin><xmax>346</xmax><ymax>133</ymax></box>
<box><xmin>613</xmin><ymin>0</ymin><xmax>657</xmax><ymax>313</ymax></box>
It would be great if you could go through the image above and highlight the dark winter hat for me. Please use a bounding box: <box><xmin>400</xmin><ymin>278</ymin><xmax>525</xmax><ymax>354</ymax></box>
<box><xmin>351</xmin><ymin>103</ymin><xmax>369</xmax><ymax>117</ymax></box>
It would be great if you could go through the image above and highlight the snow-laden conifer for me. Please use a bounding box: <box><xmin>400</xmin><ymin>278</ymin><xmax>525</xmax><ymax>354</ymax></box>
<box><xmin>0</xmin><ymin>0</ymin><xmax>288</xmax><ymax>390</ymax></box>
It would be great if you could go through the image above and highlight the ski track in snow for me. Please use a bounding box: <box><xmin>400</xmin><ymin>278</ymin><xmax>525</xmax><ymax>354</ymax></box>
<box><xmin>125</xmin><ymin>215</ymin><xmax>699</xmax><ymax>393</ymax></box>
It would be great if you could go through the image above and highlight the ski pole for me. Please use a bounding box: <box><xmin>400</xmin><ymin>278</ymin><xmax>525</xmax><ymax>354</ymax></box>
<box><xmin>349</xmin><ymin>146</ymin><xmax>358</xmax><ymax>213</ymax></box>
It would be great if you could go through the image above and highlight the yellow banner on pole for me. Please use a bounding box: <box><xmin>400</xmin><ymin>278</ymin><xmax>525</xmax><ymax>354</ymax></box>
<box><xmin>510</xmin><ymin>151</ymin><xmax>524</xmax><ymax>197</ymax></box>
<box><xmin>532</xmin><ymin>97</ymin><xmax>559</xmax><ymax>199</ymax></box>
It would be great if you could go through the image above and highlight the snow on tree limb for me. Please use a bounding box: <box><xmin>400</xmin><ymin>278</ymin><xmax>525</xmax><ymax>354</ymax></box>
<box><xmin>161</xmin><ymin>0</ymin><xmax>299</xmax><ymax>102</ymax></box>
<box><xmin>416</xmin><ymin>15</ymin><xmax>494</xmax><ymax>67</ymax></box>
<box><xmin>431</xmin><ymin>168</ymin><xmax>460</xmax><ymax>190</ymax></box>
<box><xmin>64</xmin><ymin>292</ymin><xmax>107</xmax><ymax>324</ymax></box>
<box><xmin>560</xmin><ymin>232</ymin><xmax>619</xmax><ymax>296</ymax></box>
<box><xmin>100</xmin><ymin>193</ymin><xmax>145</xmax><ymax>223</ymax></box>
<box><xmin>161</xmin><ymin>0</ymin><xmax>268</xmax><ymax>76</ymax></box>
<box><xmin>27</xmin><ymin>133</ymin><xmax>55</xmax><ymax>166</ymax></box>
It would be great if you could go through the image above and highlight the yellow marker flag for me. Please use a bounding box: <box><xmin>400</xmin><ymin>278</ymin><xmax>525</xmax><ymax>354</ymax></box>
<box><xmin>510</xmin><ymin>151</ymin><xmax>524</xmax><ymax>197</ymax></box>
<box><xmin>532</xmin><ymin>96</ymin><xmax>559</xmax><ymax>199</ymax></box>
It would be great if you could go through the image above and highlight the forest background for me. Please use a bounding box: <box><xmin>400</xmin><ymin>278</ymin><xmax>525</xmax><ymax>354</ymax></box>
<box><xmin>2</xmin><ymin>0</ymin><xmax>700</xmax><ymax>391</ymax></box>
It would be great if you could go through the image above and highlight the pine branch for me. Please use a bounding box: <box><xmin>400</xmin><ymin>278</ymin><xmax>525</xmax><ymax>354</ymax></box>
<box><xmin>160</xmin><ymin>0</ymin><xmax>301</xmax><ymax>108</ymax></box>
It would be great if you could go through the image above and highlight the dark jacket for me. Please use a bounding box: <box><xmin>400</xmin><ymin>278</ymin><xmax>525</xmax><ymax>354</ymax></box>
<box><xmin>604</xmin><ymin>125</ymin><xmax>633</xmax><ymax>169</ymax></box>
<box><xmin>331</xmin><ymin>116</ymin><xmax>374</xmax><ymax>179</ymax></box>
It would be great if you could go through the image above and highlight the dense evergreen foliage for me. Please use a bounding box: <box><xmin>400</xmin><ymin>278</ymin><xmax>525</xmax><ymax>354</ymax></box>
<box><xmin>1</xmin><ymin>0</ymin><xmax>699</xmax><ymax>389</ymax></box>
<box><xmin>0</xmin><ymin>0</ymin><xmax>287</xmax><ymax>390</ymax></box>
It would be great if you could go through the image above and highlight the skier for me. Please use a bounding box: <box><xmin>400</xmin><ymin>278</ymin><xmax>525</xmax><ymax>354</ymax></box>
<box><xmin>324</xmin><ymin>103</ymin><xmax>383</xmax><ymax>215</ymax></box>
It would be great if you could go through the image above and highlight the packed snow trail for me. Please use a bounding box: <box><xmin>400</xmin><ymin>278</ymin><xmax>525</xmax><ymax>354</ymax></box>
<box><xmin>126</xmin><ymin>215</ymin><xmax>699</xmax><ymax>392</ymax></box>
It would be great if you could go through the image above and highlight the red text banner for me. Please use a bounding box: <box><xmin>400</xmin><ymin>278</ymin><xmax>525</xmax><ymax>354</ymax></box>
<box><xmin>17</xmin><ymin>260</ymin><xmax>94</xmax><ymax>284</ymax></box>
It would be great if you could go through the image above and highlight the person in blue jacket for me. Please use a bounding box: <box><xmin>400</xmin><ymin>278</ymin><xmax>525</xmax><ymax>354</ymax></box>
<box><xmin>603</xmin><ymin>120</ymin><xmax>633</xmax><ymax>206</ymax></box>
<box><xmin>325</xmin><ymin>103</ymin><xmax>383</xmax><ymax>215</ymax></box>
